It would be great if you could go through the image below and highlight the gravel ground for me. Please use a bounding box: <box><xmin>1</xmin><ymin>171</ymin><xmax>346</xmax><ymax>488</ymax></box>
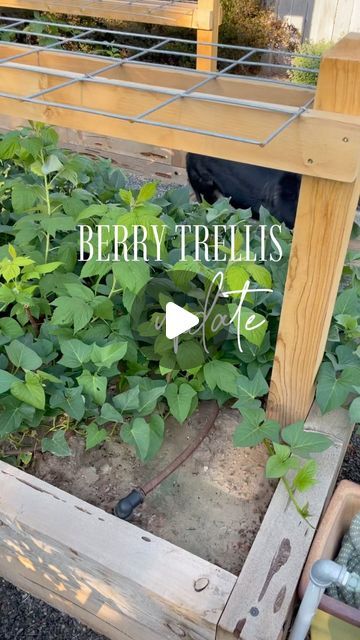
<box><xmin>0</xmin><ymin>578</ymin><xmax>106</xmax><ymax>640</ymax></box>
<box><xmin>338</xmin><ymin>429</ymin><xmax>360</xmax><ymax>484</ymax></box>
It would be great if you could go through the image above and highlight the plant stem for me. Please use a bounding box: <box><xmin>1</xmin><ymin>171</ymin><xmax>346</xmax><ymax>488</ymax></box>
<box><xmin>41</xmin><ymin>151</ymin><xmax>52</xmax><ymax>263</ymax></box>
<box><xmin>281</xmin><ymin>476</ymin><xmax>314</xmax><ymax>529</ymax></box>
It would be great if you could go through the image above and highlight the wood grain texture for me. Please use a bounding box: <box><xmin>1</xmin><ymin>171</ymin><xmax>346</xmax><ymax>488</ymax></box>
<box><xmin>268</xmin><ymin>33</ymin><xmax>360</xmax><ymax>425</ymax></box>
<box><xmin>196</xmin><ymin>0</ymin><xmax>222</xmax><ymax>72</ymax></box>
<box><xmin>0</xmin><ymin>0</ymin><xmax>213</xmax><ymax>29</ymax></box>
<box><xmin>217</xmin><ymin>404</ymin><xmax>353</xmax><ymax>640</ymax></box>
<box><xmin>0</xmin><ymin>42</ymin><xmax>315</xmax><ymax>105</ymax></box>
<box><xmin>0</xmin><ymin>461</ymin><xmax>236</xmax><ymax>640</ymax></box>
<box><xmin>0</xmin><ymin>45</ymin><xmax>358</xmax><ymax>181</ymax></box>
<box><xmin>0</xmin><ymin>114</ymin><xmax>188</xmax><ymax>180</ymax></box>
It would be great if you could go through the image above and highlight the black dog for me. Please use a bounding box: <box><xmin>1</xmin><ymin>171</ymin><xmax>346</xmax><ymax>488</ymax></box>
<box><xmin>186</xmin><ymin>153</ymin><xmax>301</xmax><ymax>229</ymax></box>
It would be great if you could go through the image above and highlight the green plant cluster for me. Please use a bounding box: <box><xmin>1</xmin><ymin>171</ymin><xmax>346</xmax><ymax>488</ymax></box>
<box><xmin>0</xmin><ymin>124</ymin><xmax>359</xmax><ymax>520</ymax></box>
<box><xmin>288</xmin><ymin>40</ymin><xmax>332</xmax><ymax>86</ymax></box>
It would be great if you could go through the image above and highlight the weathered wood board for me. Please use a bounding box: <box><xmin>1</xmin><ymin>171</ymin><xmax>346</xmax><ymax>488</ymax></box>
<box><xmin>217</xmin><ymin>404</ymin><xmax>354</xmax><ymax>640</ymax></box>
<box><xmin>0</xmin><ymin>114</ymin><xmax>188</xmax><ymax>181</ymax></box>
<box><xmin>0</xmin><ymin>462</ymin><xmax>237</xmax><ymax>640</ymax></box>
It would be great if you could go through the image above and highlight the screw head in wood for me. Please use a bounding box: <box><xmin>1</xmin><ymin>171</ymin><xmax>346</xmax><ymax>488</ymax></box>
<box><xmin>307</xmin><ymin>158</ymin><xmax>314</xmax><ymax>164</ymax></box>
<box><xmin>194</xmin><ymin>577</ymin><xmax>209</xmax><ymax>592</ymax></box>
<box><xmin>342</xmin><ymin>137</ymin><xmax>349</xmax><ymax>142</ymax></box>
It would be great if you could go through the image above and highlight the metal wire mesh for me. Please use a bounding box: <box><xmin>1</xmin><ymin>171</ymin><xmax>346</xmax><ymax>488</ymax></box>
<box><xmin>0</xmin><ymin>14</ymin><xmax>320</xmax><ymax>146</ymax></box>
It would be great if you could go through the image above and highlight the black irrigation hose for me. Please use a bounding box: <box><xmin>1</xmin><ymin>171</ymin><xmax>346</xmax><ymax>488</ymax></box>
<box><xmin>114</xmin><ymin>401</ymin><xmax>219</xmax><ymax>520</ymax></box>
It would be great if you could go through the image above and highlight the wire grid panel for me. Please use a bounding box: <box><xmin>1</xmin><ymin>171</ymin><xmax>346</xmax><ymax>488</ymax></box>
<box><xmin>0</xmin><ymin>0</ymin><xmax>202</xmax><ymax>28</ymax></box>
<box><xmin>0</xmin><ymin>15</ymin><xmax>319</xmax><ymax>145</ymax></box>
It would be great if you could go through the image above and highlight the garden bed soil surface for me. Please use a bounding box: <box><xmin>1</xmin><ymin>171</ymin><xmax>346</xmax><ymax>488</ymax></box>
<box><xmin>30</xmin><ymin>402</ymin><xmax>274</xmax><ymax>576</ymax></box>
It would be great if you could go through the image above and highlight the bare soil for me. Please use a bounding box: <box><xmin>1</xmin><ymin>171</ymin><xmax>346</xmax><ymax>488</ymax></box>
<box><xmin>30</xmin><ymin>402</ymin><xmax>274</xmax><ymax>575</ymax></box>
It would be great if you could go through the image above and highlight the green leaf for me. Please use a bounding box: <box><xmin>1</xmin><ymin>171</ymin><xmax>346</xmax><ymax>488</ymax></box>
<box><xmin>11</xmin><ymin>183</ymin><xmax>39</xmax><ymax>212</ymax></box>
<box><xmin>42</xmin><ymin>154</ymin><xmax>63</xmax><ymax>175</ymax></box>
<box><xmin>58</xmin><ymin>339</ymin><xmax>93</xmax><ymax>368</ymax></box>
<box><xmin>77</xmin><ymin>370</ymin><xmax>107</xmax><ymax>405</ymax></box>
<box><xmin>282</xmin><ymin>420</ymin><xmax>332</xmax><ymax>458</ymax></box>
<box><xmin>233</xmin><ymin>370</ymin><xmax>269</xmax><ymax>410</ymax></box>
<box><xmin>121</xmin><ymin>414</ymin><xmax>164</xmax><ymax>461</ymax></box>
<box><xmin>138</xmin><ymin>385</ymin><xmax>166</xmax><ymax>416</ymax></box>
<box><xmin>233</xmin><ymin>408</ymin><xmax>280</xmax><ymax>447</ymax></box>
<box><xmin>11</xmin><ymin>372</ymin><xmax>45</xmax><ymax>410</ymax></box>
<box><xmin>0</xmin><ymin>317</ymin><xmax>24</xmax><ymax>339</ymax></box>
<box><xmin>176</xmin><ymin>341</ymin><xmax>205</xmax><ymax>370</ymax></box>
<box><xmin>244</xmin><ymin>263</ymin><xmax>272</xmax><ymax>288</ymax></box>
<box><xmin>0</xmin><ymin>398</ymin><xmax>35</xmax><ymax>437</ymax></box>
<box><xmin>85</xmin><ymin>422</ymin><xmax>108</xmax><ymax>450</ymax></box>
<box><xmin>349</xmin><ymin>397</ymin><xmax>360</xmax><ymax>423</ymax></box>
<box><xmin>265</xmin><ymin>444</ymin><xmax>299</xmax><ymax>478</ymax></box>
<box><xmin>203</xmin><ymin>361</ymin><xmax>239</xmax><ymax>395</ymax></box>
<box><xmin>76</xmin><ymin>204</ymin><xmax>108</xmax><ymax>222</ymax></box>
<box><xmin>112</xmin><ymin>260</ymin><xmax>150</xmax><ymax>295</ymax></box>
<box><xmin>334</xmin><ymin>288</ymin><xmax>360</xmax><ymax>316</ymax></box>
<box><xmin>52</xmin><ymin>296</ymin><xmax>93</xmax><ymax>333</ymax></box>
<box><xmin>226</xmin><ymin>264</ymin><xmax>249</xmax><ymax>293</ymax></box>
<box><xmin>0</xmin><ymin>131</ymin><xmax>20</xmax><ymax>159</ymax></box>
<box><xmin>42</xmin><ymin>431</ymin><xmax>71</xmax><ymax>457</ymax></box>
<box><xmin>136</xmin><ymin>182</ymin><xmax>157</xmax><ymax>203</ymax></box>
<box><xmin>0</xmin><ymin>369</ymin><xmax>18</xmax><ymax>393</ymax></box>
<box><xmin>113</xmin><ymin>386</ymin><xmax>140</xmax><ymax>413</ymax></box>
<box><xmin>91</xmin><ymin>342</ymin><xmax>127</xmax><ymax>369</ymax></box>
<box><xmin>239</xmin><ymin>307</ymin><xmax>268</xmax><ymax>347</ymax></box>
<box><xmin>5</xmin><ymin>340</ymin><xmax>42</xmax><ymax>370</ymax></box>
<box><xmin>316</xmin><ymin>362</ymin><xmax>359</xmax><ymax>413</ymax></box>
<box><xmin>293</xmin><ymin>460</ymin><xmax>317</xmax><ymax>493</ymax></box>
<box><xmin>166</xmin><ymin>382</ymin><xmax>197</xmax><ymax>423</ymax></box>
<box><xmin>100</xmin><ymin>403</ymin><xmax>123</xmax><ymax>423</ymax></box>
<box><xmin>49</xmin><ymin>387</ymin><xmax>85</xmax><ymax>421</ymax></box>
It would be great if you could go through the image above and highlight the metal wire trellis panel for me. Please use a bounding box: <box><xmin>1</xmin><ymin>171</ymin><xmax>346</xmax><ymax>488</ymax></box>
<box><xmin>0</xmin><ymin>15</ymin><xmax>319</xmax><ymax>146</ymax></box>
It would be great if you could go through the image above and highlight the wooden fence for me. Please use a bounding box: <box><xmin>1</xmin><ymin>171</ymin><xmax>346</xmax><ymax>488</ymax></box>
<box><xmin>268</xmin><ymin>0</ymin><xmax>360</xmax><ymax>42</ymax></box>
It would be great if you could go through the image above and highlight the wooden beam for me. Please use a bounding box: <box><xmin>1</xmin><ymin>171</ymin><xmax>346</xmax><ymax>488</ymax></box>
<box><xmin>0</xmin><ymin>0</ymin><xmax>213</xmax><ymax>29</ymax></box>
<box><xmin>0</xmin><ymin>460</ymin><xmax>236</xmax><ymax>640</ymax></box>
<box><xmin>267</xmin><ymin>33</ymin><xmax>360</xmax><ymax>425</ymax></box>
<box><xmin>217</xmin><ymin>404</ymin><xmax>353</xmax><ymax>640</ymax></box>
<box><xmin>0</xmin><ymin>114</ymin><xmax>188</xmax><ymax>179</ymax></box>
<box><xmin>0</xmin><ymin>49</ymin><xmax>358</xmax><ymax>182</ymax></box>
<box><xmin>196</xmin><ymin>0</ymin><xmax>222</xmax><ymax>72</ymax></box>
<box><xmin>0</xmin><ymin>43</ymin><xmax>316</xmax><ymax>107</ymax></box>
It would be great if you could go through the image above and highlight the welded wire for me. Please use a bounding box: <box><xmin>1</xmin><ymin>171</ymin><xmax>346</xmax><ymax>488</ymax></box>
<box><xmin>0</xmin><ymin>14</ymin><xmax>320</xmax><ymax>147</ymax></box>
<box><xmin>0</xmin><ymin>15</ymin><xmax>322</xmax><ymax>62</ymax></box>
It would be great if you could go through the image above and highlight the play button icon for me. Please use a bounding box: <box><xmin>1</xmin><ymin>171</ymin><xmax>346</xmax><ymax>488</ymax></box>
<box><xmin>165</xmin><ymin>302</ymin><xmax>199</xmax><ymax>340</ymax></box>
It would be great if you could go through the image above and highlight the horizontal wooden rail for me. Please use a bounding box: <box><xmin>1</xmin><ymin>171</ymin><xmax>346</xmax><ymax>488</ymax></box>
<box><xmin>0</xmin><ymin>0</ymin><xmax>214</xmax><ymax>30</ymax></box>
<box><xmin>0</xmin><ymin>45</ymin><xmax>359</xmax><ymax>182</ymax></box>
<box><xmin>0</xmin><ymin>460</ymin><xmax>236</xmax><ymax>640</ymax></box>
<box><xmin>0</xmin><ymin>44</ymin><xmax>315</xmax><ymax>107</ymax></box>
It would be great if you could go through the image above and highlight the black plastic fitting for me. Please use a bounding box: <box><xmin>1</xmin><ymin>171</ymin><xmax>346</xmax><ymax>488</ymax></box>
<box><xmin>114</xmin><ymin>488</ymin><xmax>145</xmax><ymax>520</ymax></box>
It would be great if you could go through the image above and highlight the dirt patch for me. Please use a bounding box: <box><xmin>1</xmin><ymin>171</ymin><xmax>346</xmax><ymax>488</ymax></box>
<box><xmin>31</xmin><ymin>402</ymin><xmax>274</xmax><ymax>575</ymax></box>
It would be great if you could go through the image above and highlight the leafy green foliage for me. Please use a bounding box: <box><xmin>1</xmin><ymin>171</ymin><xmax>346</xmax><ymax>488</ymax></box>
<box><xmin>0</xmin><ymin>122</ymin><xmax>359</xmax><ymax>526</ymax></box>
<box><xmin>288</xmin><ymin>41</ymin><xmax>332</xmax><ymax>86</ymax></box>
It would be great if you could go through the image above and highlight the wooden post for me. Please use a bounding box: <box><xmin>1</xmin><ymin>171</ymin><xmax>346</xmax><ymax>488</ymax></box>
<box><xmin>267</xmin><ymin>33</ymin><xmax>360</xmax><ymax>426</ymax></box>
<box><xmin>196</xmin><ymin>0</ymin><xmax>221</xmax><ymax>72</ymax></box>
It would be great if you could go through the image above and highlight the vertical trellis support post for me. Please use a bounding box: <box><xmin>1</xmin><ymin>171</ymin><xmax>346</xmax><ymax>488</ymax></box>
<box><xmin>267</xmin><ymin>33</ymin><xmax>360</xmax><ymax>426</ymax></box>
<box><xmin>196</xmin><ymin>0</ymin><xmax>221</xmax><ymax>71</ymax></box>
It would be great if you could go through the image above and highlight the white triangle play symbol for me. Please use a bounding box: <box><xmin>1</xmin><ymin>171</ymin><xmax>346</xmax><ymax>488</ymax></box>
<box><xmin>165</xmin><ymin>302</ymin><xmax>199</xmax><ymax>340</ymax></box>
